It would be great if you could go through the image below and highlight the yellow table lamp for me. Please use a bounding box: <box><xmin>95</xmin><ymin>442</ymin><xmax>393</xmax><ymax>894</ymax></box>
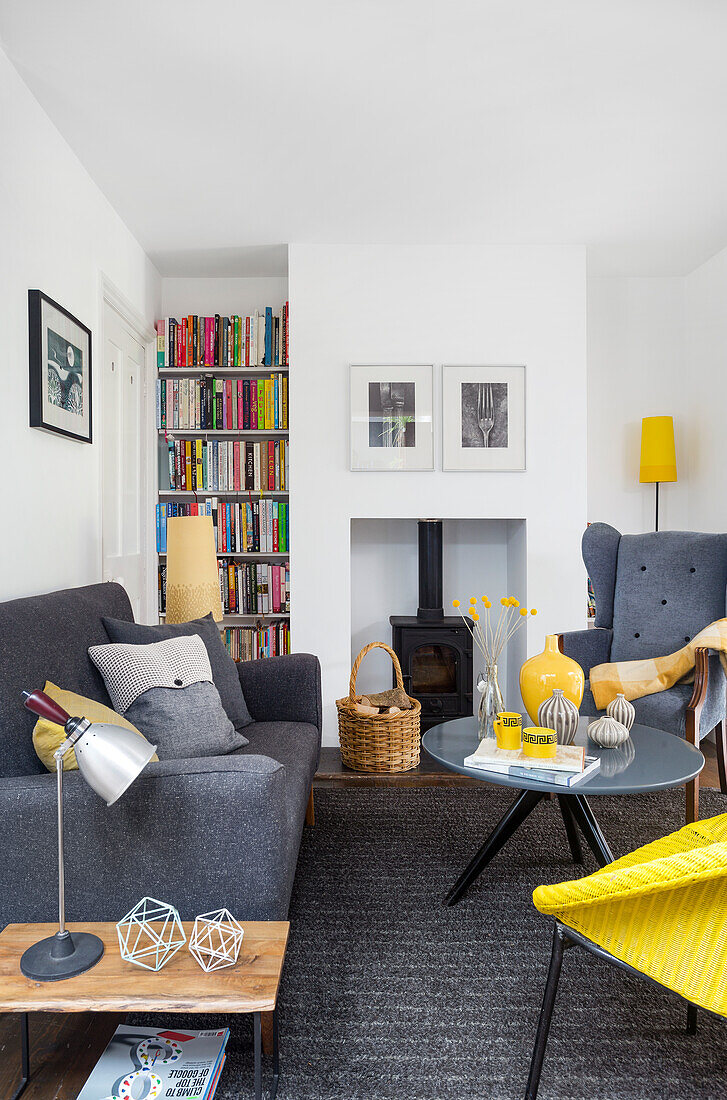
<box><xmin>165</xmin><ymin>515</ymin><xmax>223</xmax><ymax>624</ymax></box>
<box><xmin>639</xmin><ymin>416</ymin><xmax>676</xmax><ymax>531</ymax></box>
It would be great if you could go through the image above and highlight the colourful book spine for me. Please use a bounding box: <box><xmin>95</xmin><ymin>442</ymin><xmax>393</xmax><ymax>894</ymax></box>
<box><xmin>237</xmin><ymin>380</ymin><xmax>243</xmax><ymax>429</ymax></box>
<box><xmin>264</xmin><ymin>306</ymin><xmax>272</xmax><ymax>365</ymax></box>
<box><xmin>245</xmin><ymin>316</ymin><xmax>251</xmax><ymax>367</ymax></box>
<box><xmin>156</xmin><ymin>320</ymin><xmax>165</xmax><ymax>370</ymax></box>
<box><xmin>274</xmin><ymin>375</ymin><xmax>279</xmax><ymax>430</ymax></box>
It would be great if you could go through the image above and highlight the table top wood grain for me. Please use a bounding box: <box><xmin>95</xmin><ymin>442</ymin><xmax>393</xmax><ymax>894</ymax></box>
<box><xmin>0</xmin><ymin>922</ymin><xmax>289</xmax><ymax>1014</ymax></box>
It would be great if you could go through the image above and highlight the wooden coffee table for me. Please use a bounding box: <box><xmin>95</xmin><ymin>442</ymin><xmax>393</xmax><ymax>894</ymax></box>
<box><xmin>0</xmin><ymin>920</ymin><xmax>289</xmax><ymax>1100</ymax></box>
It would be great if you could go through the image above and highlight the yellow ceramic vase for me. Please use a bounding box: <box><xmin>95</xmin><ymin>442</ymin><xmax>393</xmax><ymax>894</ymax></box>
<box><xmin>519</xmin><ymin>634</ymin><xmax>585</xmax><ymax>725</ymax></box>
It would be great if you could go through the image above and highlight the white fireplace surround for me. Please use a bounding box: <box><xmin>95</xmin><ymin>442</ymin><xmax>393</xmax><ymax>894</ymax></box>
<box><xmin>290</xmin><ymin>243</ymin><xmax>588</xmax><ymax>746</ymax></box>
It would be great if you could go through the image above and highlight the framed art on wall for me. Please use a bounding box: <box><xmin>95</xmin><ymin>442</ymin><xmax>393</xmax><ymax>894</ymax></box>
<box><xmin>442</xmin><ymin>365</ymin><xmax>525</xmax><ymax>471</ymax></box>
<box><xmin>28</xmin><ymin>290</ymin><xmax>92</xmax><ymax>443</ymax></box>
<box><xmin>350</xmin><ymin>364</ymin><xmax>434</xmax><ymax>471</ymax></box>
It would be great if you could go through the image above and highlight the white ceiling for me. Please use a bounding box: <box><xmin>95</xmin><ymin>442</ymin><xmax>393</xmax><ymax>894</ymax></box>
<box><xmin>3</xmin><ymin>0</ymin><xmax>727</xmax><ymax>277</ymax></box>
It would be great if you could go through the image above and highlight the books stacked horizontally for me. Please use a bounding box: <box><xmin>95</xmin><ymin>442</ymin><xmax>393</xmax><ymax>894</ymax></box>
<box><xmin>223</xmin><ymin>621</ymin><xmax>290</xmax><ymax>661</ymax></box>
<box><xmin>157</xmin><ymin>305</ymin><xmax>288</xmax><ymax>369</ymax></box>
<box><xmin>464</xmin><ymin>740</ymin><xmax>601</xmax><ymax>787</ymax></box>
<box><xmin>77</xmin><ymin>1024</ymin><xmax>228</xmax><ymax>1100</ymax></box>
<box><xmin>157</xmin><ymin>374</ymin><xmax>288</xmax><ymax>431</ymax></box>
<box><xmin>156</xmin><ymin>499</ymin><xmax>289</xmax><ymax>554</ymax></box>
<box><xmin>163</xmin><ymin>438</ymin><xmax>289</xmax><ymax>492</ymax></box>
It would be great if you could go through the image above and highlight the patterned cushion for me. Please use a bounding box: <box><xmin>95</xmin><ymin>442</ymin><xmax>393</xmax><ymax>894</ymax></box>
<box><xmin>88</xmin><ymin>636</ymin><xmax>248</xmax><ymax>758</ymax></box>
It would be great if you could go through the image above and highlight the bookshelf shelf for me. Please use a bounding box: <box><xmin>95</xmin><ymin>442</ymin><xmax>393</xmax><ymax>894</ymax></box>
<box><xmin>159</xmin><ymin>489</ymin><xmax>289</xmax><ymax>497</ymax></box>
<box><xmin>156</xmin><ymin>305</ymin><xmax>290</xmax><ymax>660</ymax></box>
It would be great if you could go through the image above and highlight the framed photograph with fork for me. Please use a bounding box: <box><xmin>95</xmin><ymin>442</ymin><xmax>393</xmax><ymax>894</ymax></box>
<box><xmin>350</xmin><ymin>364</ymin><xmax>434</xmax><ymax>471</ymax></box>
<box><xmin>442</xmin><ymin>365</ymin><xmax>525</xmax><ymax>471</ymax></box>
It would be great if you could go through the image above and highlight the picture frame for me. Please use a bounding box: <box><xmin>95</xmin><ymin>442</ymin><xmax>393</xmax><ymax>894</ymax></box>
<box><xmin>350</xmin><ymin>364</ymin><xmax>434</xmax><ymax>471</ymax></box>
<box><xmin>442</xmin><ymin>364</ymin><xmax>525</xmax><ymax>471</ymax></box>
<box><xmin>29</xmin><ymin>289</ymin><xmax>92</xmax><ymax>443</ymax></box>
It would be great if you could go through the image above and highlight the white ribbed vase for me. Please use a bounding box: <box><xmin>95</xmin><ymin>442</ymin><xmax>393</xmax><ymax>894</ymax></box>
<box><xmin>606</xmin><ymin>692</ymin><xmax>635</xmax><ymax>731</ymax></box>
<box><xmin>588</xmin><ymin>715</ymin><xmax>630</xmax><ymax>748</ymax></box>
<box><xmin>537</xmin><ymin>688</ymin><xmax>579</xmax><ymax>745</ymax></box>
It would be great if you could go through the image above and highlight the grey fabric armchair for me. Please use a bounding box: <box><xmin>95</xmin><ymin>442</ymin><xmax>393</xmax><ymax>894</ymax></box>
<box><xmin>560</xmin><ymin>523</ymin><xmax>727</xmax><ymax>823</ymax></box>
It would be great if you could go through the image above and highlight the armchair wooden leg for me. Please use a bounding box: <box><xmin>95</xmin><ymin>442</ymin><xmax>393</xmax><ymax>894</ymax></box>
<box><xmin>714</xmin><ymin>721</ymin><xmax>727</xmax><ymax>795</ymax></box>
<box><xmin>305</xmin><ymin>789</ymin><xmax>315</xmax><ymax>826</ymax></box>
<box><xmin>686</xmin><ymin>776</ymin><xmax>699</xmax><ymax>825</ymax></box>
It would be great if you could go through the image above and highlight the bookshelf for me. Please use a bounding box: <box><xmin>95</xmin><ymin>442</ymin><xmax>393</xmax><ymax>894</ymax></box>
<box><xmin>155</xmin><ymin>306</ymin><xmax>290</xmax><ymax>662</ymax></box>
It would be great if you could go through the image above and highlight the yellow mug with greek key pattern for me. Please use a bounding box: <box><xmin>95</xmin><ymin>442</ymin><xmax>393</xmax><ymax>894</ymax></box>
<box><xmin>494</xmin><ymin>712</ymin><xmax>522</xmax><ymax>751</ymax></box>
<box><xmin>522</xmin><ymin>726</ymin><xmax>557</xmax><ymax>759</ymax></box>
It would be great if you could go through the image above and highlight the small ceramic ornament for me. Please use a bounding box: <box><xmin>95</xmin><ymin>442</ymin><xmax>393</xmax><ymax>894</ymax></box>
<box><xmin>538</xmin><ymin>688</ymin><xmax>579</xmax><ymax>745</ymax></box>
<box><xmin>588</xmin><ymin>715</ymin><xmax>630</xmax><ymax>749</ymax></box>
<box><xmin>606</xmin><ymin>692</ymin><xmax>636</xmax><ymax>731</ymax></box>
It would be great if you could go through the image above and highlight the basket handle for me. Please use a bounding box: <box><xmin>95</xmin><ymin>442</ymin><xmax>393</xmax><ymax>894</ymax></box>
<box><xmin>349</xmin><ymin>642</ymin><xmax>405</xmax><ymax>703</ymax></box>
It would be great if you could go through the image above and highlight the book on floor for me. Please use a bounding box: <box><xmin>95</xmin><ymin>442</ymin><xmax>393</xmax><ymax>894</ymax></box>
<box><xmin>76</xmin><ymin>1024</ymin><xmax>229</xmax><ymax>1100</ymax></box>
<box><xmin>465</xmin><ymin>740</ymin><xmax>587</xmax><ymax>774</ymax></box>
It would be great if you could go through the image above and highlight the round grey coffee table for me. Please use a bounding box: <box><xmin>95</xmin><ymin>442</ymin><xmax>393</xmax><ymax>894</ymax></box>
<box><xmin>423</xmin><ymin>715</ymin><xmax>704</xmax><ymax>906</ymax></box>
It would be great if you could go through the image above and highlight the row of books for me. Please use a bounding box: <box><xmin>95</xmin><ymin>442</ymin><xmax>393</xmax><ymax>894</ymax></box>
<box><xmin>222</xmin><ymin>622</ymin><xmax>291</xmax><ymax>662</ymax></box>
<box><xmin>157</xmin><ymin>374</ymin><xmax>288</xmax><ymax>432</ymax></box>
<box><xmin>78</xmin><ymin>1025</ymin><xmax>228</xmax><ymax>1100</ymax></box>
<box><xmin>158</xmin><ymin>560</ymin><xmax>290</xmax><ymax>616</ymax></box>
<box><xmin>156</xmin><ymin>305</ymin><xmax>288</xmax><ymax>369</ymax></box>
<box><xmin>163</xmin><ymin>438</ymin><xmax>288</xmax><ymax>493</ymax></box>
<box><xmin>464</xmin><ymin>740</ymin><xmax>601</xmax><ymax>788</ymax></box>
<box><xmin>156</xmin><ymin>499</ymin><xmax>289</xmax><ymax>554</ymax></box>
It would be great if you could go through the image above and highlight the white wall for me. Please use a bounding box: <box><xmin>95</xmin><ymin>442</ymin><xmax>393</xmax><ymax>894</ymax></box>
<box><xmin>0</xmin><ymin>46</ymin><xmax>160</xmax><ymax>602</ymax></box>
<box><xmin>684</xmin><ymin>245</ymin><xmax>727</xmax><ymax>532</ymax></box>
<box><xmin>161</xmin><ymin>278</ymin><xmax>288</xmax><ymax>318</ymax></box>
<box><xmin>290</xmin><ymin>244</ymin><xmax>588</xmax><ymax>744</ymax></box>
<box><xmin>587</xmin><ymin>276</ymin><xmax>689</xmax><ymax>533</ymax></box>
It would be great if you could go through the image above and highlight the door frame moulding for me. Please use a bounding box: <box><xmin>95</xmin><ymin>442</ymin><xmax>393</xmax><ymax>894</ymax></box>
<box><xmin>98</xmin><ymin>273</ymin><xmax>157</xmax><ymax>623</ymax></box>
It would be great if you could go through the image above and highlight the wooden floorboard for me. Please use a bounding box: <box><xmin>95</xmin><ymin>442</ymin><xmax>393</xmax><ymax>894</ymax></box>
<box><xmin>1</xmin><ymin>743</ymin><xmax>720</xmax><ymax>1093</ymax></box>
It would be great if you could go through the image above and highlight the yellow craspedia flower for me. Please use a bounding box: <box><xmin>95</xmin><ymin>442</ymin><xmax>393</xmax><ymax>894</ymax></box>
<box><xmin>530</xmin><ymin>608</ymin><xmax>538</xmax><ymax>616</ymax></box>
<box><xmin>469</xmin><ymin>596</ymin><xmax>477</xmax><ymax>605</ymax></box>
<box><xmin>452</xmin><ymin>599</ymin><xmax>460</xmax><ymax>608</ymax></box>
<box><xmin>511</xmin><ymin>599</ymin><xmax>520</xmax><ymax>607</ymax></box>
<box><xmin>519</xmin><ymin>607</ymin><xmax>527</xmax><ymax>617</ymax></box>
<box><xmin>472</xmin><ymin>612</ymin><xmax>480</xmax><ymax>621</ymax></box>
<box><xmin>483</xmin><ymin>598</ymin><xmax>492</xmax><ymax>609</ymax></box>
<box><xmin>500</xmin><ymin>597</ymin><xmax>507</xmax><ymax>606</ymax></box>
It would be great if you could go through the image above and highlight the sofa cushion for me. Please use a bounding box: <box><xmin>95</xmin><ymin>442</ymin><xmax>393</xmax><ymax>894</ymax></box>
<box><xmin>89</xmin><ymin>635</ymin><xmax>248</xmax><ymax>757</ymax></box>
<box><xmin>103</xmin><ymin>613</ymin><xmax>253</xmax><ymax>731</ymax></box>
<box><xmin>0</xmin><ymin>583</ymin><xmax>134</xmax><ymax>778</ymax></box>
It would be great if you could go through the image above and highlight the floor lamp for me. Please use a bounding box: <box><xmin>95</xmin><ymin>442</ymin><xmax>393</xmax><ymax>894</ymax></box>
<box><xmin>639</xmin><ymin>416</ymin><xmax>677</xmax><ymax>531</ymax></box>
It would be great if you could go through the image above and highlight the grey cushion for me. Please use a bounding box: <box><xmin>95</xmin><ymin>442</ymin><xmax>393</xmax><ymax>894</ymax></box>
<box><xmin>0</xmin><ymin>583</ymin><xmax>133</xmax><ymax>778</ymax></box>
<box><xmin>103</xmin><ymin>612</ymin><xmax>252</xmax><ymax>731</ymax></box>
<box><xmin>89</xmin><ymin>635</ymin><xmax>248</xmax><ymax>758</ymax></box>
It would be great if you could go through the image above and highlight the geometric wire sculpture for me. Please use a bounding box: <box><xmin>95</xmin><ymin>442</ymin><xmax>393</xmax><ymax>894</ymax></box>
<box><xmin>116</xmin><ymin>896</ymin><xmax>187</xmax><ymax>972</ymax></box>
<box><xmin>188</xmin><ymin>908</ymin><xmax>244</xmax><ymax>972</ymax></box>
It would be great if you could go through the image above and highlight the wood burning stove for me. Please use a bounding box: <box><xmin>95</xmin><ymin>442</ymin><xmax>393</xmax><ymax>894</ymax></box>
<box><xmin>390</xmin><ymin>520</ymin><xmax>473</xmax><ymax>731</ymax></box>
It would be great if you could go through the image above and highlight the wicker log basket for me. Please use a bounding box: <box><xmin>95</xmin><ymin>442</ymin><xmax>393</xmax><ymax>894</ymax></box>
<box><xmin>337</xmin><ymin>642</ymin><xmax>421</xmax><ymax>772</ymax></box>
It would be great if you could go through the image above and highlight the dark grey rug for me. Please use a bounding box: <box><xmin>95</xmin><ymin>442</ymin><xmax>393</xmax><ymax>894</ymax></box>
<box><xmin>148</xmin><ymin>787</ymin><xmax>727</xmax><ymax>1099</ymax></box>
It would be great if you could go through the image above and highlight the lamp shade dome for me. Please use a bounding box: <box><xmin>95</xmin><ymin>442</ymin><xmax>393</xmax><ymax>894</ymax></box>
<box><xmin>639</xmin><ymin>416</ymin><xmax>677</xmax><ymax>483</ymax></box>
<box><xmin>74</xmin><ymin>722</ymin><xmax>157</xmax><ymax>805</ymax></box>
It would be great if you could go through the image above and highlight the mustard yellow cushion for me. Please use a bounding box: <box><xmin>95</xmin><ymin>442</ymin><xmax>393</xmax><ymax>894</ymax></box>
<box><xmin>32</xmin><ymin>681</ymin><xmax>158</xmax><ymax>772</ymax></box>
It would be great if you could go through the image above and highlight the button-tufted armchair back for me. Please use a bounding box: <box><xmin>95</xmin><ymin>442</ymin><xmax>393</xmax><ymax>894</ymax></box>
<box><xmin>583</xmin><ymin>523</ymin><xmax>727</xmax><ymax>663</ymax></box>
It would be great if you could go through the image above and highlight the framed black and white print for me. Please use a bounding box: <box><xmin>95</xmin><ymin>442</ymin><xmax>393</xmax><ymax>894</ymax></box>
<box><xmin>442</xmin><ymin>365</ymin><xmax>525</xmax><ymax>471</ymax></box>
<box><xmin>350</xmin><ymin>365</ymin><xmax>433</xmax><ymax>470</ymax></box>
<box><xmin>28</xmin><ymin>290</ymin><xmax>92</xmax><ymax>443</ymax></box>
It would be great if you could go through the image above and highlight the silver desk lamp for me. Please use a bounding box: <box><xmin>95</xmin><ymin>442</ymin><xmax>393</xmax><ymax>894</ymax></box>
<box><xmin>19</xmin><ymin>688</ymin><xmax>157</xmax><ymax>981</ymax></box>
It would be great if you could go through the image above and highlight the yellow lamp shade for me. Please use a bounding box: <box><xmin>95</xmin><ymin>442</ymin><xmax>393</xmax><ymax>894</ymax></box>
<box><xmin>640</xmin><ymin>416</ymin><xmax>677</xmax><ymax>483</ymax></box>
<box><xmin>165</xmin><ymin>515</ymin><xmax>223</xmax><ymax>624</ymax></box>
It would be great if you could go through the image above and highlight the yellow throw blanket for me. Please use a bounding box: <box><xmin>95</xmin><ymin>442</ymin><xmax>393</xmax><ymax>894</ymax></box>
<box><xmin>589</xmin><ymin>619</ymin><xmax>727</xmax><ymax>711</ymax></box>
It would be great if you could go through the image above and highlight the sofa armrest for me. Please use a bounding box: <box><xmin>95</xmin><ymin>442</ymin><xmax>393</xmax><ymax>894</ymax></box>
<box><xmin>559</xmin><ymin>627</ymin><xmax>612</xmax><ymax>678</ymax></box>
<box><xmin>0</xmin><ymin>755</ymin><xmax>292</xmax><ymax>928</ymax></box>
<box><xmin>237</xmin><ymin>653</ymin><xmax>322</xmax><ymax>732</ymax></box>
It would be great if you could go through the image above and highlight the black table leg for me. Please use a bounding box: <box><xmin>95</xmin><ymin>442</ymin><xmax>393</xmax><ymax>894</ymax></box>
<box><xmin>525</xmin><ymin>924</ymin><xmax>569</xmax><ymax>1100</ymax></box>
<box><xmin>254</xmin><ymin>1011</ymin><xmax>262</xmax><ymax>1100</ymax></box>
<box><xmin>445</xmin><ymin>788</ymin><xmax>545</xmax><ymax>906</ymax></box>
<box><xmin>557</xmin><ymin>796</ymin><xmax>583</xmax><ymax>864</ymax></box>
<box><xmin>569</xmin><ymin>795</ymin><xmax>615</xmax><ymax>867</ymax></box>
<box><xmin>11</xmin><ymin>1013</ymin><xmax>29</xmax><ymax>1100</ymax></box>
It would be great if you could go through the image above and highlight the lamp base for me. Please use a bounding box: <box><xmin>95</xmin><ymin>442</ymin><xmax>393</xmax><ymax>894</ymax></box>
<box><xmin>20</xmin><ymin>930</ymin><xmax>104</xmax><ymax>981</ymax></box>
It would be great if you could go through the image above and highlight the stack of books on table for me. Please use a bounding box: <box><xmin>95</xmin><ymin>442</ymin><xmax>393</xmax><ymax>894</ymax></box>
<box><xmin>77</xmin><ymin>1024</ymin><xmax>229</xmax><ymax>1100</ymax></box>
<box><xmin>463</xmin><ymin>741</ymin><xmax>601</xmax><ymax>787</ymax></box>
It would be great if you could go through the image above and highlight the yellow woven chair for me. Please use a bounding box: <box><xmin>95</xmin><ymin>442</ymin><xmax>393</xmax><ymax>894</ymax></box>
<box><xmin>525</xmin><ymin>813</ymin><xmax>727</xmax><ymax>1099</ymax></box>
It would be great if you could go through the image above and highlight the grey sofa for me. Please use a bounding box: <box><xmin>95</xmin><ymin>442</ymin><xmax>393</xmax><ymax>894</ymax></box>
<box><xmin>0</xmin><ymin>582</ymin><xmax>321</xmax><ymax>927</ymax></box>
<box><xmin>560</xmin><ymin>523</ymin><xmax>727</xmax><ymax>821</ymax></box>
